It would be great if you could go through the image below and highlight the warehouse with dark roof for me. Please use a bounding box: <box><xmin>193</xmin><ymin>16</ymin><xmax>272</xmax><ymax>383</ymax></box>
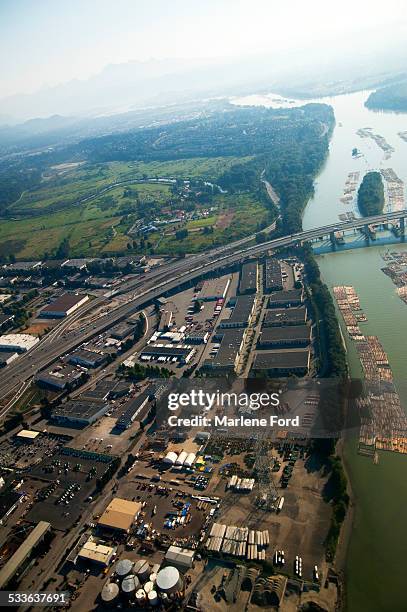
<box><xmin>203</xmin><ymin>329</ymin><xmax>245</xmax><ymax>372</ymax></box>
<box><xmin>39</xmin><ymin>293</ymin><xmax>89</xmax><ymax>318</ymax></box>
<box><xmin>68</xmin><ymin>349</ymin><xmax>107</xmax><ymax>368</ymax></box>
<box><xmin>219</xmin><ymin>295</ymin><xmax>255</xmax><ymax>329</ymax></box>
<box><xmin>251</xmin><ymin>350</ymin><xmax>310</xmax><ymax>376</ymax></box>
<box><xmin>264</xmin><ymin>259</ymin><xmax>283</xmax><ymax>293</ymax></box>
<box><xmin>263</xmin><ymin>307</ymin><xmax>307</xmax><ymax>327</ymax></box>
<box><xmin>258</xmin><ymin>325</ymin><xmax>311</xmax><ymax>348</ymax></box>
<box><xmin>238</xmin><ymin>262</ymin><xmax>257</xmax><ymax>295</ymax></box>
<box><xmin>116</xmin><ymin>388</ymin><xmax>154</xmax><ymax>430</ymax></box>
<box><xmin>268</xmin><ymin>289</ymin><xmax>304</xmax><ymax>308</ymax></box>
<box><xmin>51</xmin><ymin>400</ymin><xmax>109</xmax><ymax>427</ymax></box>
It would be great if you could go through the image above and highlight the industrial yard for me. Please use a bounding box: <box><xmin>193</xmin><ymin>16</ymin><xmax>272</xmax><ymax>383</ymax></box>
<box><xmin>0</xmin><ymin>255</ymin><xmax>339</xmax><ymax>611</ymax></box>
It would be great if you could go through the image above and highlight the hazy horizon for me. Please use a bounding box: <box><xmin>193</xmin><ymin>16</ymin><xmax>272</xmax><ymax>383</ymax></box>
<box><xmin>1</xmin><ymin>0</ymin><xmax>407</xmax><ymax>122</ymax></box>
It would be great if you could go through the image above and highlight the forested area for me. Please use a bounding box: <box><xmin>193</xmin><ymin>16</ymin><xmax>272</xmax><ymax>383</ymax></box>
<box><xmin>302</xmin><ymin>245</ymin><xmax>348</xmax><ymax>378</ymax></box>
<box><xmin>357</xmin><ymin>171</ymin><xmax>384</xmax><ymax>217</ymax></box>
<box><xmin>0</xmin><ymin>103</ymin><xmax>334</xmax><ymax>240</ymax></box>
<box><xmin>365</xmin><ymin>80</ymin><xmax>407</xmax><ymax>112</ymax></box>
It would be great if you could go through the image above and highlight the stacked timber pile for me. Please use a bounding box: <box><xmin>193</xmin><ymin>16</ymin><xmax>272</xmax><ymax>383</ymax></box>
<box><xmin>206</xmin><ymin>523</ymin><xmax>269</xmax><ymax>560</ymax></box>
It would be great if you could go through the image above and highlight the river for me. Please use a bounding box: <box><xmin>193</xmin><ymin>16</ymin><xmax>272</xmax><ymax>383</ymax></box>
<box><xmin>234</xmin><ymin>90</ymin><xmax>407</xmax><ymax>611</ymax></box>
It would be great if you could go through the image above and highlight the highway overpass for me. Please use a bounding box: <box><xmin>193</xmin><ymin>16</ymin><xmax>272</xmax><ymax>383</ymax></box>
<box><xmin>0</xmin><ymin>209</ymin><xmax>406</xmax><ymax>403</ymax></box>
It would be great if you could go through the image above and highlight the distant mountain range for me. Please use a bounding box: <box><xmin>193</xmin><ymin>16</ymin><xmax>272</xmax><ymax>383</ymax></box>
<box><xmin>1</xmin><ymin>35</ymin><xmax>406</xmax><ymax>150</ymax></box>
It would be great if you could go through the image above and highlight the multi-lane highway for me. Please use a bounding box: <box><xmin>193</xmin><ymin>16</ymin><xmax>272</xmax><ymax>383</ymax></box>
<box><xmin>0</xmin><ymin>209</ymin><xmax>405</xmax><ymax>404</ymax></box>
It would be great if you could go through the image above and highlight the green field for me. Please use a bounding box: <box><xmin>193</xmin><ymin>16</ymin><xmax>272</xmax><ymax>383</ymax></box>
<box><xmin>0</xmin><ymin>156</ymin><xmax>264</xmax><ymax>259</ymax></box>
<box><xmin>10</xmin><ymin>157</ymin><xmax>250</xmax><ymax>214</ymax></box>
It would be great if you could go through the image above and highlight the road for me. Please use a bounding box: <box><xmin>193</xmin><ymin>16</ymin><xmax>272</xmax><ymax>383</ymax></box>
<box><xmin>0</xmin><ymin>209</ymin><xmax>405</xmax><ymax>405</ymax></box>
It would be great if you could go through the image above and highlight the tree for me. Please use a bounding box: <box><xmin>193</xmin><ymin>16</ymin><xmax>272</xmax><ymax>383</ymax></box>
<box><xmin>193</xmin><ymin>300</ymin><xmax>202</xmax><ymax>313</ymax></box>
<box><xmin>56</xmin><ymin>237</ymin><xmax>70</xmax><ymax>259</ymax></box>
<box><xmin>175</xmin><ymin>229</ymin><xmax>188</xmax><ymax>240</ymax></box>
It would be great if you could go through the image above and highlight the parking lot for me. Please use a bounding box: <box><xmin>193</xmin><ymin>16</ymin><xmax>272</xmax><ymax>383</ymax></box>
<box><xmin>0</xmin><ymin>432</ymin><xmax>70</xmax><ymax>470</ymax></box>
<box><xmin>27</xmin><ymin>450</ymin><xmax>118</xmax><ymax>530</ymax></box>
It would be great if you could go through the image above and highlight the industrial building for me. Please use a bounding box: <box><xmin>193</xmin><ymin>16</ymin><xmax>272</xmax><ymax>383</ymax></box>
<box><xmin>51</xmin><ymin>399</ymin><xmax>109</xmax><ymax>428</ymax></box>
<box><xmin>61</xmin><ymin>258</ymin><xmax>91</xmax><ymax>271</ymax></box>
<box><xmin>0</xmin><ymin>491</ymin><xmax>23</xmax><ymax>524</ymax></box>
<box><xmin>77</xmin><ymin>537</ymin><xmax>115</xmax><ymax>567</ymax></box>
<box><xmin>0</xmin><ymin>313</ymin><xmax>14</xmax><ymax>330</ymax></box>
<box><xmin>238</xmin><ymin>262</ymin><xmax>257</xmax><ymax>295</ymax></box>
<box><xmin>185</xmin><ymin>330</ymin><xmax>209</xmax><ymax>344</ymax></box>
<box><xmin>109</xmin><ymin>322</ymin><xmax>136</xmax><ymax>340</ymax></box>
<box><xmin>15</xmin><ymin>429</ymin><xmax>40</xmax><ymax>443</ymax></box>
<box><xmin>268</xmin><ymin>288</ymin><xmax>304</xmax><ymax>308</ymax></box>
<box><xmin>116</xmin><ymin>388</ymin><xmax>154</xmax><ymax>430</ymax></box>
<box><xmin>80</xmin><ymin>379</ymin><xmax>131</xmax><ymax>402</ymax></box>
<box><xmin>68</xmin><ymin>349</ymin><xmax>107</xmax><ymax>368</ymax></box>
<box><xmin>3</xmin><ymin>260</ymin><xmax>42</xmax><ymax>273</ymax></box>
<box><xmin>195</xmin><ymin>431</ymin><xmax>211</xmax><ymax>442</ymax></box>
<box><xmin>0</xmin><ymin>351</ymin><xmax>18</xmax><ymax>367</ymax></box>
<box><xmin>0</xmin><ymin>521</ymin><xmax>51</xmax><ymax>589</ymax></box>
<box><xmin>264</xmin><ymin>258</ymin><xmax>283</xmax><ymax>293</ymax></box>
<box><xmin>263</xmin><ymin>307</ymin><xmax>307</xmax><ymax>327</ymax></box>
<box><xmin>39</xmin><ymin>293</ymin><xmax>89</xmax><ymax>318</ymax></box>
<box><xmin>164</xmin><ymin>546</ymin><xmax>195</xmax><ymax>570</ymax></box>
<box><xmin>196</xmin><ymin>277</ymin><xmax>231</xmax><ymax>301</ymax></box>
<box><xmin>258</xmin><ymin>325</ymin><xmax>311</xmax><ymax>348</ymax></box>
<box><xmin>0</xmin><ymin>333</ymin><xmax>39</xmax><ymax>353</ymax></box>
<box><xmin>139</xmin><ymin>345</ymin><xmax>194</xmax><ymax>364</ymax></box>
<box><xmin>35</xmin><ymin>364</ymin><xmax>85</xmax><ymax>390</ymax></box>
<box><xmin>219</xmin><ymin>295</ymin><xmax>255</xmax><ymax>329</ymax></box>
<box><xmin>98</xmin><ymin>498</ymin><xmax>142</xmax><ymax>533</ymax></box>
<box><xmin>251</xmin><ymin>350</ymin><xmax>310</xmax><ymax>376</ymax></box>
<box><xmin>203</xmin><ymin>329</ymin><xmax>245</xmax><ymax>372</ymax></box>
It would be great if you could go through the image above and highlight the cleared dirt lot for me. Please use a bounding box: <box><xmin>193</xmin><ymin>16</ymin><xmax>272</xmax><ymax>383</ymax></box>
<box><xmin>216</xmin><ymin>457</ymin><xmax>331</xmax><ymax>583</ymax></box>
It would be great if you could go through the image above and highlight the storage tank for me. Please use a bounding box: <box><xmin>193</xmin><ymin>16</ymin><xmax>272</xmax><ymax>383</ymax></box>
<box><xmin>135</xmin><ymin>589</ymin><xmax>146</xmax><ymax>605</ymax></box>
<box><xmin>175</xmin><ymin>450</ymin><xmax>188</xmax><ymax>466</ymax></box>
<box><xmin>115</xmin><ymin>558</ymin><xmax>133</xmax><ymax>578</ymax></box>
<box><xmin>184</xmin><ymin>453</ymin><xmax>196</xmax><ymax>468</ymax></box>
<box><xmin>144</xmin><ymin>581</ymin><xmax>154</xmax><ymax>594</ymax></box>
<box><xmin>163</xmin><ymin>451</ymin><xmax>178</xmax><ymax>465</ymax></box>
<box><xmin>156</xmin><ymin>566</ymin><xmax>182</xmax><ymax>594</ymax></box>
<box><xmin>134</xmin><ymin>559</ymin><xmax>150</xmax><ymax>582</ymax></box>
<box><xmin>149</xmin><ymin>572</ymin><xmax>157</xmax><ymax>583</ymax></box>
<box><xmin>101</xmin><ymin>582</ymin><xmax>119</xmax><ymax>605</ymax></box>
<box><xmin>121</xmin><ymin>574</ymin><xmax>140</xmax><ymax>596</ymax></box>
<box><xmin>148</xmin><ymin>590</ymin><xmax>158</xmax><ymax>606</ymax></box>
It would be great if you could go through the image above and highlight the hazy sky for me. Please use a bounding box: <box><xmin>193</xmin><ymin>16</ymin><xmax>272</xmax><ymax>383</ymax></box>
<box><xmin>1</xmin><ymin>0</ymin><xmax>406</xmax><ymax>99</ymax></box>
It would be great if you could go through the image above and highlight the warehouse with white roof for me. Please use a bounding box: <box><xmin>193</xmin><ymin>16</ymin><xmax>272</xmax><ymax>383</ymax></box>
<box><xmin>0</xmin><ymin>334</ymin><xmax>39</xmax><ymax>353</ymax></box>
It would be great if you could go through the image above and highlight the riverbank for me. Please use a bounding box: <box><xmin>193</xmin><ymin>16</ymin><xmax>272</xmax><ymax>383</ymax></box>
<box><xmin>318</xmin><ymin>247</ymin><xmax>407</xmax><ymax>612</ymax></box>
<box><xmin>234</xmin><ymin>88</ymin><xmax>407</xmax><ymax>612</ymax></box>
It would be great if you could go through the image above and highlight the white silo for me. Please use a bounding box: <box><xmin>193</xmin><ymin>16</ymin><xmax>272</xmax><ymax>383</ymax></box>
<box><xmin>163</xmin><ymin>451</ymin><xmax>178</xmax><ymax>465</ymax></box>
<box><xmin>184</xmin><ymin>453</ymin><xmax>196</xmax><ymax>468</ymax></box>
<box><xmin>156</xmin><ymin>566</ymin><xmax>183</xmax><ymax>594</ymax></box>
<box><xmin>175</xmin><ymin>450</ymin><xmax>188</xmax><ymax>466</ymax></box>
<box><xmin>101</xmin><ymin>582</ymin><xmax>119</xmax><ymax>605</ymax></box>
<box><xmin>115</xmin><ymin>558</ymin><xmax>133</xmax><ymax>578</ymax></box>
